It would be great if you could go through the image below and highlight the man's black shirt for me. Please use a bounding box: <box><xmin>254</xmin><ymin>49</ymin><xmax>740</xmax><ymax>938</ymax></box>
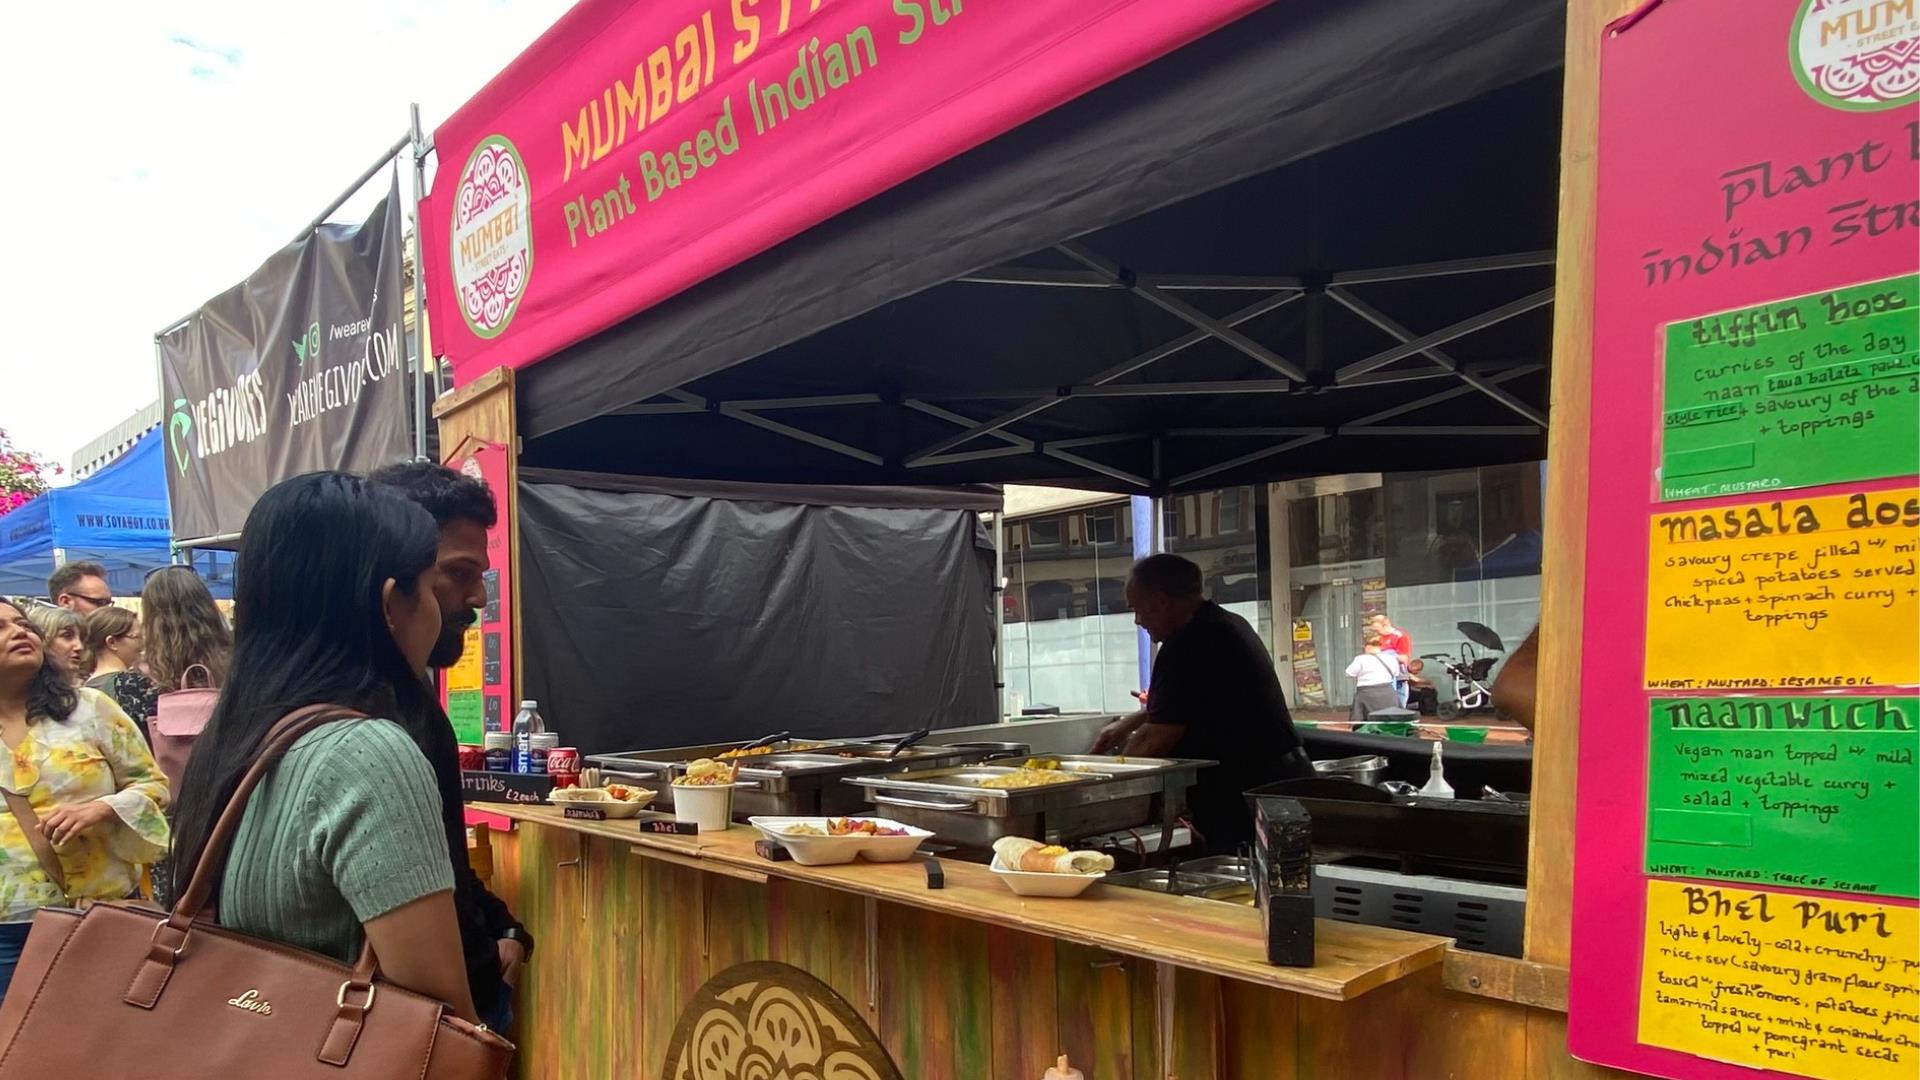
<box><xmin>1146</xmin><ymin>602</ymin><xmax>1302</xmax><ymax>851</ymax></box>
<box><xmin>414</xmin><ymin>701</ymin><xmax>529</xmax><ymax>1011</ymax></box>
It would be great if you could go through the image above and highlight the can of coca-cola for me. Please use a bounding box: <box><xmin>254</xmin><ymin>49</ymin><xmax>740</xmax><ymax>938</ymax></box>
<box><xmin>547</xmin><ymin>747</ymin><xmax>582</xmax><ymax>788</ymax></box>
<box><xmin>457</xmin><ymin>744</ymin><xmax>487</xmax><ymax>772</ymax></box>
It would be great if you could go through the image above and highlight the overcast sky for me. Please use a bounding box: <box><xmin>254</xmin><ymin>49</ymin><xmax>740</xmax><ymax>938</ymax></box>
<box><xmin>0</xmin><ymin>0</ymin><xmax>577</xmax><ymax>476</ymax></box>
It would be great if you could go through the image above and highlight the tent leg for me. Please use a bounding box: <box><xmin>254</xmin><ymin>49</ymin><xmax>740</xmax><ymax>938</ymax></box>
<box><xmin>409</xmin><ymin>103</ymin><xmax>432</xmax><ymax>461</ymax></box>
<box><xmin>1131</xmin><ymin>496</ymin><xmax>1157</xmax><ymax>694</ymax></box>
<box><xmin>993</xmin><ymin>511</ymin><xmax>1006</xmax><ymax>721</ymax></box>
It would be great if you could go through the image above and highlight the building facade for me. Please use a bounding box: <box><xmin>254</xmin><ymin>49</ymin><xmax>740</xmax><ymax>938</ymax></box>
<box><xmin>70</xmin><ymin>402</ymin><xmax>163</xmax><ymax>480</ymax></box>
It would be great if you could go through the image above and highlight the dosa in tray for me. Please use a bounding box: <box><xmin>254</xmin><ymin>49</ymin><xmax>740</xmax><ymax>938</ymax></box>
<box><xmin>990</xmin><ymin>837</ymin><xmax>1114</xmax><ymax>897</ymax></box>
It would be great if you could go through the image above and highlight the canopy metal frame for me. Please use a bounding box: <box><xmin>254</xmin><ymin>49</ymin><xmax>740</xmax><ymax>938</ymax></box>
<box><xmin>605</xmin><ymin>245</ymin><xmax>1551</xmax><ymax>492</ymax></box>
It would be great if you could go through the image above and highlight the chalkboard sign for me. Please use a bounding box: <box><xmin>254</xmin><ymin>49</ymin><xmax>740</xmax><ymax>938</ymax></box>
<box><xmin>563</xmin><ymin>805</ymin><xmax>608</xmax><ymax>821</ymax></box>
<box><xmin>641</xmin><ymin>819</ymin><xmax>699</xmax><ymax>836</ymax></box>
<box><xmin>459</xmin><ymin>770</ymin><xmax>553</xmax><ymax>805</ymax></box>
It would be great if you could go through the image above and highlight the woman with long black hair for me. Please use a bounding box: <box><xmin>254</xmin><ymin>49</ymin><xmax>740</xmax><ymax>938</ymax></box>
<box><xmin>168</xmin><ymin>471</ymin><xmax>478</xmax><ymax>1023</ymax></box>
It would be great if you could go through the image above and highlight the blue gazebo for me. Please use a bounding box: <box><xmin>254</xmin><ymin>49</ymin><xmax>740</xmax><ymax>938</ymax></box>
<box><xmin>0</xmin><ymin>431</ymin><xmax>230</xmax><ymax>599</ymax></box>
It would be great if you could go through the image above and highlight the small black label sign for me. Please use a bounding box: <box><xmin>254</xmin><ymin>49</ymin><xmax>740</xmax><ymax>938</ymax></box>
<box><xmin>641</xmin><ymin>819</ymin><xmax>699</xmax><ymax>836</ymax></box>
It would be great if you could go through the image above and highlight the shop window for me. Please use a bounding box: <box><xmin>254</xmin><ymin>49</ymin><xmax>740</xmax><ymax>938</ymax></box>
<box><xmin>1086</xmin><ymin>509</ymin><xmax>1120</xmax><ymax>546</ymax></box>
<box><xmin>1219</xmin><ymin>488</ymin><xmax>1247</xmax><ymax>534</ymax></box>
<box><xmin>1287</xmin><ymin>487</ymin><xmax>1384</xmax><ymax>568</ymax></box>
<box><xmin>1024</xmin><ymin>581</ymin><xmax>1076</xmax><ymax>621</ymax></box>
<box><xmin>1383</xmin><ymin>464</ymin><xmax>1543</xmax><ymax>586</ymax></box>
<box><xmin>1167</xmin><ymin>485</ymin><xmax>1272</xmax><ymax>648</ymax></box>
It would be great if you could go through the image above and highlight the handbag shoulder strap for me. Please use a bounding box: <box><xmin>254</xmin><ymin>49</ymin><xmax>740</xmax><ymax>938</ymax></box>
<box><xmin>1372</xmin><ymin>653</ymin><xmax>1400</xmax><ymax>680</ymax></box>
<box><xmin>168</xmin><ymin>704</ymin><xmax>365</xmax><ymax>923</ymax></box>
<box><xmin>176</xmin><ymin>664</ymin><xmax>214</xmax><ymax>691</ymax></box>
<box><xmin>2</xmin><ymin>787</ymin><xmax>68</xmax><ymax>898</ymax></box>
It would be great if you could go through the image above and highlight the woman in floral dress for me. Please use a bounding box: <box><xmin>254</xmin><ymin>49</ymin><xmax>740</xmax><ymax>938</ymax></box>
<box><xmin>0</xmin><ymin>600</ymin><xmax>169</xmax><ymax>1004</ymax></box>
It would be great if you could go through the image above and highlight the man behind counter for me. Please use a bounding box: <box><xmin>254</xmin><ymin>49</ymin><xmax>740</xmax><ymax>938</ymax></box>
<box><xmin>1091</xmin><ymin>554</ymin><xmax>1313</xmax><ymax>855</ymax></box>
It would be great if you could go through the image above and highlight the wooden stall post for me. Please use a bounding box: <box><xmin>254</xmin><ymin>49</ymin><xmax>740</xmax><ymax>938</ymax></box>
<box><xmin>1528</xmin><ymin>0</ymin><xmax>1646</xmax><ymax>970</ymax></box>
<box><xmin>1445</xmin><ymin>3</ymin><xmax>1647</xmax><ymax>1075</ymax></box>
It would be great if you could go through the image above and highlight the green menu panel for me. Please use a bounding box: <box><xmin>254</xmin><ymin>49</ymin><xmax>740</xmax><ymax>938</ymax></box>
<box><xmin>447</xmin><ymin>689</ymin><xmax>484</xmax><ymax>745</ymax></box>
<box><xmin>1645</xmin><ymin>696</ymin><xmax>1918</xmax><ymax>898</ymax></box>
<box><xmin>1659</xmin><ymin>274</ymin><xmax>1918</xmax><ymax>502</ymax></box>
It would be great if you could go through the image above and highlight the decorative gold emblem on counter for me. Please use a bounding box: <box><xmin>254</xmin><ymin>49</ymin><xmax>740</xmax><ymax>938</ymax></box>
<box><xmin>663</xmin><ymin>961</ymin><xmax>900</xmax><ymax>1080</ymax></box>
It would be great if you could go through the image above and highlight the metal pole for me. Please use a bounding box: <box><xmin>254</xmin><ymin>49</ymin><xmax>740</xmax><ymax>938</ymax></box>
<box><xmin>409</xmin><ymin>104</ymin><xmax>432</xmax><ymax>460</ymax></box>
<box><xmin>172</xmin><ymin>532</ymin><xmax>245</xmax><ymax>550</ymax></box>
<box><xmin>297</xmin><ymin>133</ymin><xmax>413</xmax><ymax>247</ymax></box>
<box><xmin>991</xmin><ymin>511</ymin><xmax>1006</xmax><ymax>721</ymax></box>
<box><xmin>1130</xmin><ymin>496</ymin><xmax>1156</xmax><ymax>694</ymax></box>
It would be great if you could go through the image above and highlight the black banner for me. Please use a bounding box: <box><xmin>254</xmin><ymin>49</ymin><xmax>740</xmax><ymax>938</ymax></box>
<box><xmin>158</xmin><ymin>173</ymin><xmax>410</xmax><ymax>542</ymax></box>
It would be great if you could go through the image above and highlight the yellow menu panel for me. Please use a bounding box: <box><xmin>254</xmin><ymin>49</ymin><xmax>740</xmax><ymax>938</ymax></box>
<box><xmin>445</xmin><ymin>625</ymin><xmax>484</xmax><ymax>693</ymax></box>
<box><xmin>1638</xmin><ymin>879</ymin><xmax>1919</xmax><ymax>1078</ymax></box>
<box><xmin>1645</xmin><ymin>488</ymin><xmax>1919</xmax><ymax>690</ymax></box>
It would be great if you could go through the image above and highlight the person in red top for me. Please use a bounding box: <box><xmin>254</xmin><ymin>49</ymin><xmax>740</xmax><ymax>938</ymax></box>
<box><xmin>1369</xmin><ymin>614</ymin><xmax>1412</xmax><ymax>706</ymax></box>
<box><xmin>1369</xmin><ymin>614</ymin><xmax>1411</xmax><ymax>659</ymax></box>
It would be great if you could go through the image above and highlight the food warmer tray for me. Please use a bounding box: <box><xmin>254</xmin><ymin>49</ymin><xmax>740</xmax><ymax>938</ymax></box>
<box><xmin>843</xmin><ymin>756</ymin><xmax>1214</xmax><ymax>850</ymax></box>
<box><xmin>585</xmin><ymin>739</ymin><xmax>1027</xmax><ymax>817</ymax></box>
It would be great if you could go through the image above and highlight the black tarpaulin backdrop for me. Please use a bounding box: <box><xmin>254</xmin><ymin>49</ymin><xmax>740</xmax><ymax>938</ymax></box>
<box><xmin>516</xmin><ymin>472</ymin><xmax>998</xmax><ymax>755</ymax></box>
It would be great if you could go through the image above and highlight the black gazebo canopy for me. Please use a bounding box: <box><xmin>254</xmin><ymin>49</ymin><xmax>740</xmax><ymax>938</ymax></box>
<box><xmin>520</xmin><ymin>0</ymin><xmax>1567</xmax><ymax>494</ymax></box>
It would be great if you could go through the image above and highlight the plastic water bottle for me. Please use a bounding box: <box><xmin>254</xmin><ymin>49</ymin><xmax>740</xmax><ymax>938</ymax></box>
<box><xmin>511</xmin><ymin>700</ymin><xmax>545</xmax><ymax>774</ymax></box>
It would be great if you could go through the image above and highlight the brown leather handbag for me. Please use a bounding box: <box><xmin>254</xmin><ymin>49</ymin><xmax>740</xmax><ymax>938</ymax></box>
<box><xmin>0</xmin><ymin>706</ymin><xmax>514</xmax><ymax>1079</ymax></box>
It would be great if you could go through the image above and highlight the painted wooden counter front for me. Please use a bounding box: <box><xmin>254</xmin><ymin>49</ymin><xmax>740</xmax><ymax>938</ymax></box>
<box><xmin>480</xmin><ymin>805</ymin><xmax>1573</xmax><ymax>1079</ymax></box>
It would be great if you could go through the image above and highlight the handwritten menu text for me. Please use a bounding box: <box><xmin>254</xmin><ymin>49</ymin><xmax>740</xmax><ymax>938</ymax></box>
<box><xmin>1645</xmin><ymin>487</ymin><xmax>1919</xmax><ymax>690</ymax></box>
<box><xmin>1661</xmin><ymin>274</ymin><xmax>1919</xmax><ymax>501</ymax></box>
<box><xmin>1638</xmin><ymin>880</ymin><xmax>1919</xmax><ymax>1080</ymax></box>
<box><xmin>1646</xmin><ymin>696</ymin><xmax>1918</xmax><ymax>897</ymax></box>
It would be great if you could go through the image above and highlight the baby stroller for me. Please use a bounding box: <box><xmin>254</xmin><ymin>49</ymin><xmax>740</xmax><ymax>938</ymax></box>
<box><xmin>1421</xmin><ymin>622</ymin><xmax>1505</xmax><ymax>719</ymax></box>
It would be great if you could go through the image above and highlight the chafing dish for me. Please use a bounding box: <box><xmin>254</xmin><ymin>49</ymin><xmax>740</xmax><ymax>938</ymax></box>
<box><xmin>585</xmin><ymin>737</ymin><xmax>1027</xmax><ymax>817</ymax></box>
<box><xmin>844</xmin><ymin>755</ymin><xmax>1213</xmax><ymax>849</ymax></box>
<box><xmin>1312</xmin><ymin>754</ymin><xmax>1388</xmax><ymax>788</ymax></box>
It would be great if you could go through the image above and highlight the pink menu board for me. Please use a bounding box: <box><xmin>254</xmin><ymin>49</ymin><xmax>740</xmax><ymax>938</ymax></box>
<box><xmin>441</xmin><ymin>442</ymin><xmax>515</xmax><ymax>744</ymax></box>
<box><xmin>1567</xmin><ymin>2</ymin><xmax>1920</xmax><ymax>1079</ymax></box>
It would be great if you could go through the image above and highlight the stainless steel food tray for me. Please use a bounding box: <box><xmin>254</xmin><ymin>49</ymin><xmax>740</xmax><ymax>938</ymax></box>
<box><xmin>844</xmin><ymin>755</ymin><xmax>1213</xmax><ymax>848</ymax></box>
<box><xmin>586</xmin><ymin>738</ymin><xmax>1025</xmax><ymax>817</ymax></box>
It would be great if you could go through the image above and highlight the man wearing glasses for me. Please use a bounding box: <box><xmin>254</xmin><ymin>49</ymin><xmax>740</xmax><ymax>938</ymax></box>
<box><xmin>47</xmin><ymin>561</ymin><xmax>112</xmax><ymax>612</ymax></box>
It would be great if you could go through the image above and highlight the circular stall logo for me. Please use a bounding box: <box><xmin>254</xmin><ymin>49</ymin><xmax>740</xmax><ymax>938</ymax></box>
<box><xmin>450</xmin><ymin>135</ymin><xmax>533</xmax><ymax>339</ymax></box>
<box><xmin>1792</xmin><ymin>0</ymin><xmax>1920</xmax><ymax>111</ymax></box>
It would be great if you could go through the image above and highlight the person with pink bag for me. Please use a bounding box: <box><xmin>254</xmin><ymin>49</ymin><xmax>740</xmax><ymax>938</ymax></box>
<box><xmin>140</xmin><ymin>566</ymin><xmax>232</xmax><ymax>787</ymax></box>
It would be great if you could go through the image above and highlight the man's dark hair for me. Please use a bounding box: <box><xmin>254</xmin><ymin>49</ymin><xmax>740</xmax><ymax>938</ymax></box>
<box><xmin>1130</xmin><ymin>553</ymin><xmax>1204</xmax><ymax>599</ymax></box>
<box><xmin>367</xmin><ymin>460</ymin><xmax>497</xmax><ymax>530</ymax></box>
<box><xmin>47</xmin><ymin>560</ymin><xmax>107</xmax><ymax>601</ymax></box>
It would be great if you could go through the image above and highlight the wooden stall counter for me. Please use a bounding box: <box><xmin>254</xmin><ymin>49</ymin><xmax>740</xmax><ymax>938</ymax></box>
<box><xmin>473</xmin><ymin>803</ymin><xmax>1594</xmax><ymax>1079</ymax></box>
<box><xmin>486</xmin><ymin>803</ymin><xmax>1445</xmax><ymax>1002</ymax></box>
